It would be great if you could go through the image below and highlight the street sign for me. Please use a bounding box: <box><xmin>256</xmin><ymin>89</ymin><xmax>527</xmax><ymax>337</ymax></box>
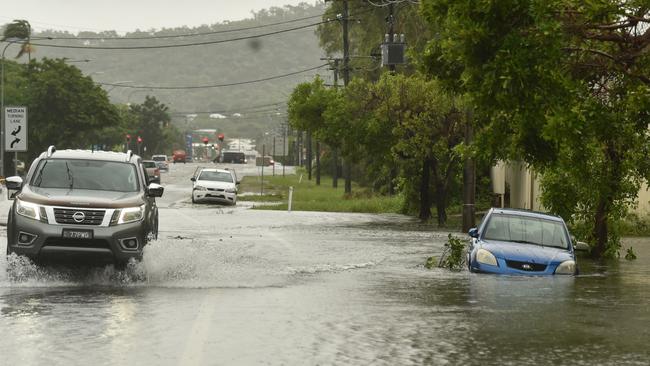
<box><xmin>4</xmin><ymin>106</ymin><xmax>27</xmax><ymax>152</ymax></box>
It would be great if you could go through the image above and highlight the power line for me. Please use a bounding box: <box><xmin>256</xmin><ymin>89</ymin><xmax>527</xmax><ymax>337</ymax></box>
<box><xmin>33</xmin><ymin>13</ymin><xmax>327</xmax><ymax>41</ymax></box>
<box><xmin>171</xmin><ymin>102</ymin><xmax>287</xmax><ymax>116</ymax></box>
<box><xmin>30</xmin><ymin>20</ymin><xmax>335</xmax><ymax>50</ymax></box>
<box><xmin>98</xmin><ymin>64</ymin><xmax>329</xmax><ymax>90</ymax></box>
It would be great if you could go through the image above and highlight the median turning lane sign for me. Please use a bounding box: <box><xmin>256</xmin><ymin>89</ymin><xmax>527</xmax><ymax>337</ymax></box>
<box><xmin>5</xmin><ymin>106</ymin><xmax>27</xmax><ymax>152</ymax></box>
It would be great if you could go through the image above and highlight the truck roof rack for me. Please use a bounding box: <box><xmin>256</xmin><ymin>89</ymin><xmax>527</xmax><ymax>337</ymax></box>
<box><xmin>47</xmin><ymin>145</ymin><xmax>56</xmax><ymax>157</ymax></box>
<box><xmin>126</xmin><ymin>150</ymin><xmax>133</xmax><ymax>162</ymax></box>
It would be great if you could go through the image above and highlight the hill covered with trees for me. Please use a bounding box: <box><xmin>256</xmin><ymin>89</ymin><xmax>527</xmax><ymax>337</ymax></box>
<box><xmin>20</xmin><ymin>2</ymin><xmax>328</xmax><ymax>138</ymax></box>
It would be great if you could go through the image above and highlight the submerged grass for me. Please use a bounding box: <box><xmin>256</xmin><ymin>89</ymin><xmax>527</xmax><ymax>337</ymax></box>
<box><xmin>238</xmin><ymin>172</ymin><xmax>402</xmax><ymax>213</ymax></box>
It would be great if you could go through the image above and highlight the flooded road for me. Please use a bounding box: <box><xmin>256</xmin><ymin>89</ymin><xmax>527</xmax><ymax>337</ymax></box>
<box><xmin>1</xmin><ymin>162</ymin><xmax>649</xmax><ymax>365</ymax></box>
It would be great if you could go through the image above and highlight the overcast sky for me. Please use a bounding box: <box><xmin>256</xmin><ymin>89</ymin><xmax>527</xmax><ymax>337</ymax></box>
<box><xmin>1</xmin><ymin>0</ymin><xmax>320</xmax><ymax>34</ymax></box>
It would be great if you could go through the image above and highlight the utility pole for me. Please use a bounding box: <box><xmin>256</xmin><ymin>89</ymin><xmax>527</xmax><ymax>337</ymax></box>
<box><xmin>307</xmin><ymin>130</ymin><xmax>312</xmax><ymax>180</ymax></box>
<box><xmin>462</xmin><ymin>110</ymin><xmax>476</xmax><ymax>232</ymax></box>
<box><xmin>332</xmin><ymin>59</ymin><xmax>339</xmax><ymax>188</ymax></box>
<box><xmin>387</xmin><ymin>3</ymin><xmax>398</xmax><ymax>195</ymax></box>
<box><xmin>272</xmin><ymin>135</ymin><xmax>276</xmax><ymax>176</ymax></box>
<box><xmin>388</xmin><ymin>3</ymin><xmax>396</xmax><ymax>73</ymax></box>
<box><xmin>342</xmin><ymin>0</ymin><xmax>352</xmax><ymax>194</ymax></box>
<box><xmin>316</xmin><ymin>141</ymin><xmax>321</xmax><ymax>185</ymax></box>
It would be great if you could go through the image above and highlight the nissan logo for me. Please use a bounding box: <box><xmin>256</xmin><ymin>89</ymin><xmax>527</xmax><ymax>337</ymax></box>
<box><xmin>72</xmin><ymin>211</ymin><xmax>86</xmax><ymax>223</ymax></box>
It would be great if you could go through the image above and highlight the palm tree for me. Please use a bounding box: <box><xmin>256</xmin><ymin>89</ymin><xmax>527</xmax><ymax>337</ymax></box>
<box><xmin>2</xmin><ymin>19</ymin><xmax>32</xmax><ymax>58</ymax></box>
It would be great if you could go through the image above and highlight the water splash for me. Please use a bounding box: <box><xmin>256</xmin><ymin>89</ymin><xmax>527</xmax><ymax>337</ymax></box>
<box><xmin>0</xmin><ymin>236</ymin><xmax>290</xmax><ymax>289</ymax></box>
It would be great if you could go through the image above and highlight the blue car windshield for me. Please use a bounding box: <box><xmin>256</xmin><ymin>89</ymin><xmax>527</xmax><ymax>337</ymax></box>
<box><xmin>482</xmin><ymin>214</ymin><xmax>569</xmax><ymax>249</ymax></box>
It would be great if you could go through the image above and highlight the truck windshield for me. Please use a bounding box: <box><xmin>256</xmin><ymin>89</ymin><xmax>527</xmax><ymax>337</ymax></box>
<box><xmin>31</xmin><ymin>159</ymin><xmax>139</xmax><ymax>192</ymax></box>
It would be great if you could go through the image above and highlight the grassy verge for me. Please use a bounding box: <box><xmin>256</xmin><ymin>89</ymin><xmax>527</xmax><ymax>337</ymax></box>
<box><xmin>238</xmin><ymin>172</ymin><xmax>402</xmax><ymax>213</ymax></box>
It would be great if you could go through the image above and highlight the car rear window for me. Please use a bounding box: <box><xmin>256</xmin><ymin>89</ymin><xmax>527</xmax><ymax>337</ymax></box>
<box><xmin>142</xmin><ymin>161</ymin><xmax>157</xmax><ymax>168</ymax></box>
<box><xmin>151</xmin><ymin>156</ymin><xmax>166</xmax><ymax>161</ymax></box>
<box><xmin>198</xmin><ymin>170</ymin><xmax>233</xmax><ymax>183</ymax></box>
<box><xmin>31</xmin><ymin>159</ymin><xmax>139</xmax><ymax>192</ymax></box>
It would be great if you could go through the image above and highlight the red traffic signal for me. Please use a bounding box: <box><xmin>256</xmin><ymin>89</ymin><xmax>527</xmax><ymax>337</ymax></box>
<box><xmin>125</xmin><ymin>134</ymin><xmax>131</xmax><ymax>142</ymax></box>
<box><xmin>202</xmin><ymin>137</ymin><xmax>209</xmax><ymax>145</ymax></box>
<box><xmin>217</xmin><ymin>133</ymin><xmax>224</xmax><ymax>142</ymax></box>
<box><xmin>137</xmin><ymin>136</ymin><xmax>143</xmax><ymax>144</ymax></box>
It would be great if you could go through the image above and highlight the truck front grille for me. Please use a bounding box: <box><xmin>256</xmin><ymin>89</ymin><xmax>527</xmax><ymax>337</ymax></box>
<box><xmin>53</xmin><ymin>208</ymin><xmax>105</xmax><ymax>225</ymax></box>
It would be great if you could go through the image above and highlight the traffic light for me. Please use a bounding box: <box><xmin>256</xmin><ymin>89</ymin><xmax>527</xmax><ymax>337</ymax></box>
<box><xmin>137</xmin><ymin>136</ymin><xmax>143</xmax><ymax>144</ymax></box>
<box><xmin>218</xmin><ymin>133</ymin><xmax>224</xmax><ymax>142</ymax></box>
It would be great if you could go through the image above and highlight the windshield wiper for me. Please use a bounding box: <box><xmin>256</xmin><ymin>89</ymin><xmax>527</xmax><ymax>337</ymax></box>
<box><xmin>65</xmin><ymin>162</ymin><xmax>74</xmax><ymax>189</ymax></box>
<box><xmin>512</xmin><ymin>240</ymin><xmax>546</xmax><ymax>247</ymax></box>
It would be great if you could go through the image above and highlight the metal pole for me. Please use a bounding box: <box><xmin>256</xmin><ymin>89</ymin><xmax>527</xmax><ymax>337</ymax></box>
<box><xmin>282</xmin><ymin>123</ymin><xmax>286</xmax><ymax>177</ymax></box>
<box><xmin>1</xmin><ymin>42</ymin><xmax>14</xmax><ymax>178</ymax></box>
<box><xmin>261</xmin><ymin>144</ymin><xmax>265</xmax><ymax>195</ymax></box>
<box><xmin>272</xmin><ymin>135</ymin><xmax>276</xmax><ymax>176</ymax></box>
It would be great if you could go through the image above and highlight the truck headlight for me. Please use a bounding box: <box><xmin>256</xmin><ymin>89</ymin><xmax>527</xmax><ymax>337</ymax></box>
<box><xmin>117</xmin><ymin>205</ymin><xmax>145</xmax><ymax>224</ymax></box>
<box><xmin>16</xmin><ymin>199</ymin><xmax>41</xmax><ymax>221</ymax></box>
<box><xmin>225</xmin><ymin>187</ymin><xmax>236</xmax><ymax>193</ymax></box>
<box><xmin>476</xmin><ymin>248</ymin><xmax>498</xmax><ymax>266</ymax></box>
<box><xmin>555</xmin><ymin>260</ymin><xmax>576</xmax><ymax>275</ymax></box>
<box><xmin>194</xmin><ymin>185</ymin><xmax>207</xmax><ymax>191</ymax></box>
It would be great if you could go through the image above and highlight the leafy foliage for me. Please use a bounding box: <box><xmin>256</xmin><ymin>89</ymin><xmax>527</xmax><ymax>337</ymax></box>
<box><xmin>20</xmin><ymin>58</ymin><xmax>121</xmax><ymax>162</ymax></box>
<box><xmin>2</xmin><ymin>19</ymin><xmax>32</xmax><ymax>58</ymax></box>
<box><xmin>430</xmin><ymin>233</ymin><xmax>467</xmax><ymax>270</ymax></box>
<box><xmin>421</xmin><ymin>0</ymin><xmax>650</xmax><ymax>258</ymax></box>
<box><xmin>287</xmin><ymin>72</ymin><xmax>465</xmax><ymax>224</ymax></box>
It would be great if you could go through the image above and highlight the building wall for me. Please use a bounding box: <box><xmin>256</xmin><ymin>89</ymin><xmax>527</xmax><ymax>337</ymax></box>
<box><xmin>496</xmin><ymin>161</ymin><xmax>648</xmax><ymax>215</ymax></box>
<box><xmin>494</xmin><ymin>161</ymin><xmax>542</xmax><ymax>211</ymax></box>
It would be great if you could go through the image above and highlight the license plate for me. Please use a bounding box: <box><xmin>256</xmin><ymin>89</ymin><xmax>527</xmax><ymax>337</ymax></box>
<box><xmin>62</xmin><ymin>229</ymin><xmax>93</xmax><ymax>239</ymax></box>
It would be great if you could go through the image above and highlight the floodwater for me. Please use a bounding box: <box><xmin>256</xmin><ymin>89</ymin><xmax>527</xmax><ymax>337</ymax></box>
<box><xmin>2</xmin><ymin>213</ymin><xmax>649</xmax><ymax>365</ymax></box>
<box><xmin>1</xmin><ymin>163</ymin><xmax>649</xmax><ymax>365</ymax></box>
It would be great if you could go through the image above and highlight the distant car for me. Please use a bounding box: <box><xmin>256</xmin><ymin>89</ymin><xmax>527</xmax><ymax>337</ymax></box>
<box><xmin>255</xmin><ymin>156</ymin><xmax>274</xmax><ymax>166</ymax></box>
<box><xmin>220</xmin><ymin>151</ymin><xmax>246</xmax><ymax>164</ymax></box>
<box><xmin>467</xmin><ymin>208</ymin><xmax>581</xmax><ymax>275</ymax></box>
<box><xmin>172</xmin><ymin>150</ymin><xmax>186</xmax><ymax>164</ymax></box>
<box><xmin>142</xmin><ymin>160</ymin><xmax>161</xmax><ymax>184</ymax></box>
<box><xmin>191</xmin><ymin>168</ymin><xmax>238</xmax><ymax>205</ymax></box>
<box><xmin>151</xmin><ymin>154</ymin><xmax>169</xmax><ymax>171</ymax></box>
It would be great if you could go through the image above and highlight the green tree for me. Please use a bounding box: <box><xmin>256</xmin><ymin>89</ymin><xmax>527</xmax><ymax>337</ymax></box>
<box><xmin>128</xmin><ymin>96</ymin><xmax>172</xmax><ymax>157</ymax></box>
<box><xmin>370</xmin><ymin>73</ymin><xmax>464</xmax><ymax>223</ymax></box>
<box><xmin>317</xmin><ymin>2</ymin><xmax>429</xmax><ymax>79</ymax></box>
<box><xmin>421</xmin><ymin>0</ymin><xmax>650</xmax><ymax>257</ymax></box>
<box><xmin>2</xmin><ymin>19</ymin><xmax>32</xmax><ymax>58</ymax></box>
<box><xmin>22</xmin><ymin>58</ymin><xmax>120</xmax><ymax>162</ymax></box>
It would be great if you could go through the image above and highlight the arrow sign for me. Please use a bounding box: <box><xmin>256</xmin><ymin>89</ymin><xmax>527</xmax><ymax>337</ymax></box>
<box><xmin>4</xmin><ymin>106</ymin><xmax>27</xmax><ymax>152</ymax></box>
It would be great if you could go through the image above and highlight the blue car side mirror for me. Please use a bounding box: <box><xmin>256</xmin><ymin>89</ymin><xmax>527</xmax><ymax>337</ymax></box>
<box><xmin>468</xmin><ymin>228</ymin><xmax>479</xmax><ymax>238</ymax></box>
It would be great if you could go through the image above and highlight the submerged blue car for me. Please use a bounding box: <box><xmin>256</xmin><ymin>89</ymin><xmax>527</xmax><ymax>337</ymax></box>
<box><xmin>467</xmin><ymin>208</ymin><xmax>581</xmax><ymax>275</ymax></box>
